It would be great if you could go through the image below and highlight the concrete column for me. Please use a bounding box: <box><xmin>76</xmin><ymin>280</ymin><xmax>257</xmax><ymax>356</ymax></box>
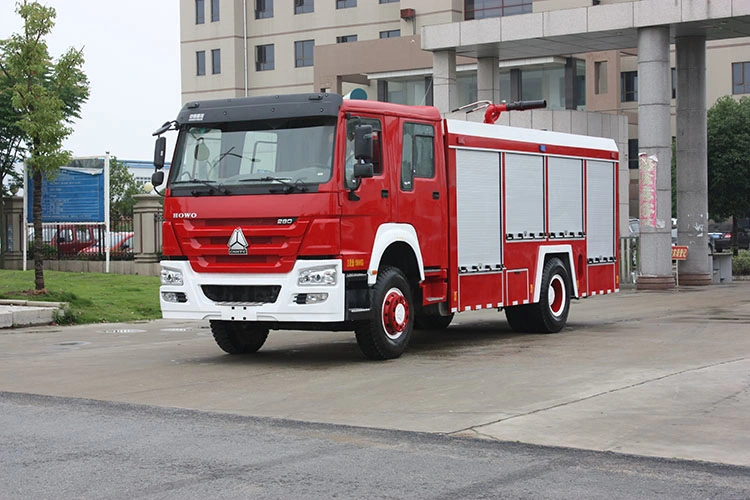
<box><xmin>1</xmin><ymin>196</ymin><xmax>24</xmax><ymax>270</ymax></box>
<box><xmin>509</xmin><ymin>69</ymin><xmax>522</xmax><ymax>102</ymax></box>
<box><xmin>133</xmin><ymin>194</ymin><xmax>163</xmax><ymax>264</ymax></box>
<box><xmin>432</xmin><ymin>50</ymin><xmax>457</xmax><ymax>113</ymax></box>
<box><xmin>637</xmin><ymin>26</ymin><xmax>674</xmax><ymax>290</ymax></box>
<box><xmin>477</xmin><ymin>57</ymin><xmax>500</xmax><ymax>103</ymax></box>
<box><xmin>675</xmin><ymin>35</ymin><xmax>711</xmax><ymax>286</ymax></box>
<box><xmin>564</xmin><ymin>57</ymin><xmax>577</xmax><ymax>110</ymax></box>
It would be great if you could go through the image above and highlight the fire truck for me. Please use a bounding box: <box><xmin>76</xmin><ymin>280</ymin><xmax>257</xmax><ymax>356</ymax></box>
<box><xmin>151</xmin><ymin>93</ymin><xmax>619</xmax><ymax>360</ymax></box>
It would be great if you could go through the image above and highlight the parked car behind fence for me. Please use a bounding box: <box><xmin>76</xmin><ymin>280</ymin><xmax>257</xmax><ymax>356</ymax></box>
<box><xmin>78</xmin><ymin>231</ymin><xmax>134</xmax><ymax>260</ymax></box>
<box><xmin>714</xmin><ymin>229</ymin><xmax>750</xmax><ymax>253</ymax></box>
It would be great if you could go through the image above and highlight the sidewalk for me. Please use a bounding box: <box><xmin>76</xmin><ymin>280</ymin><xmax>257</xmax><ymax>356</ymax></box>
<box><xmin>0</xmin><ymin>300</ymin><xmax>65</xmax><ymax>329</ymax></box>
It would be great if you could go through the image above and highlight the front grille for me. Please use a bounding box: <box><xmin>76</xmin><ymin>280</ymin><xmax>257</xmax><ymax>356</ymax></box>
<box><xmin>201</xmin><ymin>285</ymin><xmax>281</xmax><ymax>304</ymax></box>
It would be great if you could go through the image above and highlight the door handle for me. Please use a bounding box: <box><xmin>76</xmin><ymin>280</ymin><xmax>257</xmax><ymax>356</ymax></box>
<box><xmin>382</xmin><ymin>190</ymin><xmax>389</xmax><ymax>198</ymax></box>
<box><xmin>433</xmin><ymin>192</ymin><xmax>440</xmax><ymax>200</ymax></box>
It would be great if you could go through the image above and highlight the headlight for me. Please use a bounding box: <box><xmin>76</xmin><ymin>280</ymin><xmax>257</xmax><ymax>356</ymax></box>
<box><xmin>161</xmin><ymin>269</ymin><xmax>183</xmax><ymax>286</ymax></box>
<box><xmin>298</xmin><ymin>266</ymin><xmax>337</xmax><ymax>286</ymax></box>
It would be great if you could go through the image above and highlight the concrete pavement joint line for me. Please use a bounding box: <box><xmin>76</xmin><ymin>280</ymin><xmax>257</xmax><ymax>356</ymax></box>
<box><xmin>446</xmin><ymin>356</ymin><xmax>750</xmax><ymax>438</ymax></box>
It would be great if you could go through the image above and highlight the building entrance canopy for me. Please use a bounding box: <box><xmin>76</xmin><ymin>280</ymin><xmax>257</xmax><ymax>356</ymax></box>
<box><xmin>422</xmin><ymin>1</ymin><xmax>750</xmax><ymax>60</ymax></box>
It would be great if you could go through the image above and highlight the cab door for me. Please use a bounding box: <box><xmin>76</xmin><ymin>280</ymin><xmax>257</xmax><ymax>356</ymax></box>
<box><xmin>394</xmin><ymin>120</ymin><xmax>447</xmax><ymax>271</ymax></box>
<box><xmin>339</xmin><ymin>114</ymin><xmax>391</xmax><ymax>272</ymax></box>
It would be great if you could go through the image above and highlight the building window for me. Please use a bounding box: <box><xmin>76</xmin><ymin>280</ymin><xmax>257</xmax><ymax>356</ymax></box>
<box><xmin>196</xmin><ymin>51</ymin><xmax>206</xmax><ymax>76</ymax></box>
<box><xmin>256</xmin><ymin>44</ymin><xmax>274</xmax><ymax>71</ymax></box>
<box><xmin>381</xmin><ymin>77</ymin><xmax>433</xmax><ymax>106</ymax></box>
<box><xmin>595</xmin><ymin>60</ymin><xmax>608</xmax><ymax>95</ymax></box>
<box><xmin>336</xmin><ymin>34</ymin><xmax>357</xmax><ymax>43</ymax></box>
<box><xmin>465</xmin><ymin>0</ymin><xmax>532</xmax><ymax>20</ymax></box>
<box><xmin>337</xmin><ymin>0</ymin><xmax>356</xmax><ymax>9</ymax></box>
<box><xmin>732</xmin><ymin>62</ymin><xmax>750</xmax><ymax>94</ymax></box>
<box><xmin>621</xmin><ymin>71</ymin><xmax>637</xmax><ymax>102</ymax></box>
<box><xmin>671</xmin><ymin>67</ymin><xmax>676</xmax><ymax>99</ymax></box>
<box><xmin>295</xmin><ymin>0</ymin><xmax>313</xmax><ymax>14</ymax></box>
<box><xmin>256</xmin><ymin>0</ymin><xmax>273</xmax><ymax>18</ymax></box>
<box><xmin>628</xmin><ymin>139</ymin><xmax>638</xmax><ymax>170</ymax></box>
<box><xmin>211</xmin><ymin>0</ymin><xmax>220</xmax><ymax>21</ymax></box>
<box><xmin>401</xmin><ymin>123</ymin><xmax>435</xmax><ymax>191</ymax></box>
<box><xmin>380</xmin><ymin>30</ymin><xmax>400</xmax><ymax>39</ymax></box>
<box><xmin>379</xmin><ymin>0</ymin><xmax>399</xmax><ymax>3</ymax></box>
<box><xmin>295</xmin><ymin>40</ymin><xmax>314</xmax><ymax>68</ymax></box>
<box><xmin>211</xmin><ymin>49</ymin><xmax>221</xmax><ymax>74</ymax></box>
<box><xmin>195</xmin><ymin>0</ymin><xmax>205</xmax><ymax>24</ymax></box>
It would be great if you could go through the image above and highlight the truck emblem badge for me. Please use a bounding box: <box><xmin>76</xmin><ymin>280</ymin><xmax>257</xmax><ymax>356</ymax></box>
<box><xmin>228</xmin><ymin>227</ymin><xmax>248</xmax><ymax>255</ymax></box>
<box><xmin>188</xmin><ymin>113</ymin><xmax>204</xmax><ymax>122</ymax></box>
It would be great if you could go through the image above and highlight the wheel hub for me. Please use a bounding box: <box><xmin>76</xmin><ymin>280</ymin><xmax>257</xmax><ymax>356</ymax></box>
<box><xmin>549</xmin><ymin>275</ymin><xmax>566</xmax><ymax>317</ymax></box>
<box><xmin>381</xmin><ymin>288</ymin><xmax>409</xmax><ymax>340</ymax></box>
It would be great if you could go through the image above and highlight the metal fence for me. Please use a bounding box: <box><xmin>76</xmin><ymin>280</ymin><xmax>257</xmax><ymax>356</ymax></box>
<box><xmin>26</xmin><ymin>220</ymin><xmax>135</xmax><ymax>261</ymax></box>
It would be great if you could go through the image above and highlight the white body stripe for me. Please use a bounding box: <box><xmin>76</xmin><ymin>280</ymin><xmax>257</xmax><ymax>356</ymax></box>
<box><xmin>446</xmin><ymin>120</ymin><xmax>618</xmax><ymax>154</ymax></box>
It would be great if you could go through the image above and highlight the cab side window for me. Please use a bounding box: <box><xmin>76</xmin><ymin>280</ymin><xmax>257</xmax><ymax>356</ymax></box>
<box><xmin>401</xmin><ymin>122</ymin><xmax>435</xmax><ymax>191</ymax></box>
<box><xmin>345</xmin><ymin>117</ymin><xmax>382</xmax><ymax>189</ymax></box>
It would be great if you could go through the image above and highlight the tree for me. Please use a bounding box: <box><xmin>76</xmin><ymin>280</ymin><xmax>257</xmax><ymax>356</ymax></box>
<box><xmin>109</xmin><ymin>157</ymin><xmax>141</xmax><ymax>222</ymax></box>
<box><xmin>0</xmin><ymin>1</ymin><xmax>89</xmax><ymax>290</ymax></box>
<box><xmin>0</xmin><ymin>72</ymin><xmax>26</xmax><ymax>266</ymax></box>
<box><xmin>707</xmin><ymin>95</ymin><xmax>750</xmax><ymax>256</ymax></box>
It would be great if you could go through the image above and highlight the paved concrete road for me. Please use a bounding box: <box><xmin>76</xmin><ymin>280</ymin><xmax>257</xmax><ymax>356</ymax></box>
<box><xmin>3</xmin><ymin>392</ymin><xmax>749</xmax><ymax>500</ymax></box>
<box><xmin>1</xmin><ymin>283</ymin><xmax>749</xmax><ymax>467</ymax></box>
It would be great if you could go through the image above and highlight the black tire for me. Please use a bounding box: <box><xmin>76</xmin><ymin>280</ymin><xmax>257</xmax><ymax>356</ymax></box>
<box><xmin>504</xmin><ymin>305</ymin><xmax>533</xmax><ymax>332</ymax></box>
<box><xmin>528</xmin><ymin>257</ymin><xmax>571</xmax><ymax>333</ymax></box>
<box><xmin>210</xmin><ymin>320</ymin><xmax>269</xmax><ymax>354</ymax></box>
<box><xmin>354</xmin><ymin>266</ymin><xmax>414</xmax><ymax>360</ymax></box>
<box><xmin>414</xmin><ymin>313</ymin><xmax>454</xmax><ymax>330</ymax></box>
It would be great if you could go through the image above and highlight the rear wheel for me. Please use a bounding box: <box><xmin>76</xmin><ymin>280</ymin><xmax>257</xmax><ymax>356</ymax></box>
<box><xmin>210</xmin><ymin>320</ymin><xmax>269</xmax><ymax>354</ymax></box>
<box><xmin>528</xmin><ymin>257</ymin><xmax>571</xmax><ymax>333</ymax></box>
<box><xmin>355</xmin><ymin>267</ymin><xmax>414</xmax><ymax>360</ymax></box>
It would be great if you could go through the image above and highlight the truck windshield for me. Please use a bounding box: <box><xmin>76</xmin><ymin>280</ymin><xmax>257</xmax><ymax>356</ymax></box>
<box><xmin>169</xmin><ymin>119</ymin><xmax>335</xmax><ymax>192</ymax></box>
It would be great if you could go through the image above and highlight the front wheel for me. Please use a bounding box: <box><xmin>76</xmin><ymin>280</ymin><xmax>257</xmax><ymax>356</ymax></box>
<box><xmin>210</xmin><ymin>320</ymin><xmax>269</xmax><ymax>354</ymax></box>
<box><xmin>414</xmin><ymin>313</ymin><xmax>454</xmax><ymax>330</ymax></box>
<box><xmin>355</xmin><ymin>267</ymin><xmax>414</xmax><ymax>360</ymax></box>
<box><xmin>528</xmin><ymin>258</ymin><xmax>571</xmax><ymax>333</ymax></box>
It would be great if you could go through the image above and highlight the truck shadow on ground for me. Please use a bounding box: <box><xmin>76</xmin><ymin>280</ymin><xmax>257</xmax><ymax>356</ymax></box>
<box><xmin>200</xmin><ymin>319</ymin><xmax>536</xmax><ymax>367</ymax></box>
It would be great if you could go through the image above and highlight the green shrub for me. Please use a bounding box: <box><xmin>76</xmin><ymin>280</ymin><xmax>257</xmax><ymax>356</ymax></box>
<box><xmin>733</xmin><ymin>250</ymin><xmax>750</xmax><ymax>275</ymax></box>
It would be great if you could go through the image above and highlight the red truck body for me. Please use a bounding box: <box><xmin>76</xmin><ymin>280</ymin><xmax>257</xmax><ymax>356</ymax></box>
<box><xmin>154</xmin><ymin>94</ymin><xmax>619</xmax><ymax>359</ymax></box>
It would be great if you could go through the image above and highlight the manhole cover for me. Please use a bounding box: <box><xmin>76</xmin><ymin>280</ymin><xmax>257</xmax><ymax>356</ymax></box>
<box><xmin>160</xmin><ymin>327</ymin><xmax>192</xmax><ymax>332</ymax></box>
<box><xmin>101</xmin><ymin>329</ymin><xmax>146</xmax><ymax>334</ymax></box>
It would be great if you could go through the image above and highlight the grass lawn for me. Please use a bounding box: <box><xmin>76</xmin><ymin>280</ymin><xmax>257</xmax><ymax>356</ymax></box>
<box><xmin>0</xmin><ymin>270</ymin><xmax>161</xmax><ymax>324</ymax></box>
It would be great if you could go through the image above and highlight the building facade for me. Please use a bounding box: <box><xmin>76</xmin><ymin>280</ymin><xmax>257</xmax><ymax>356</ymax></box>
<box><xmin>180</xmin><ymin>0</ymin><xmax>749</xmax><ymax>129</ymax></box>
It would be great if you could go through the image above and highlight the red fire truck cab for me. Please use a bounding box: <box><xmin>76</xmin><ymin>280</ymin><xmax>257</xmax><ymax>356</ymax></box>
<box><xmin>152</xmin><ymin>93</ymin><xmax>619</xmax><ymax>360</ymax></box>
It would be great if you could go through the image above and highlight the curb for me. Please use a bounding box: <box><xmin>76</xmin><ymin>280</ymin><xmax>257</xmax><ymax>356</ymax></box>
<box><xmin>0</xmin><ymin>300</ymin><xmax>67</xmax><ymax>329</ymax></box>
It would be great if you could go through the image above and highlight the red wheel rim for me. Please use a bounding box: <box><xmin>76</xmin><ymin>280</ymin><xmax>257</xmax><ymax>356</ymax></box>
<box><xmin>548</xmin><ymin>275</ymin><xmax>566</xmax><ymax>317</ymax></box>
<box><xmin>381</xmin><ymin>287</ymin><xmax>409</xmax><ymax>340</ymax></box>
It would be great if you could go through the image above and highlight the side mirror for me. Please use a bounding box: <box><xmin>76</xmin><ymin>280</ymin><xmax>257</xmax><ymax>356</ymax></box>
<box><xmin>154</xmin><ymin>136</ymin><xmax>166</xmax><ymax>169</ymax></box>
<box><xmin>354</xmin><ymin>125</ymin><xmax>373</xmax><ymax>161</ymax></box>
<box><xmin>151</xmin><ymin>170</ymin><xmax>165</xmax><ymax>187</ymax></box>
<box><xmin>353</xmin><ymin>163</ymin><xmax>374</xmax><ymax>179</ymax></box>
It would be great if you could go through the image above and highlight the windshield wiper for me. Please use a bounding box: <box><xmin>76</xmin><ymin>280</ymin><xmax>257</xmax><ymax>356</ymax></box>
<box><xmin>239</xmin><ymin>176</ymin><xmax>308</xmax><ymax>193</ymax></box>
<box><xmin>215</xmin><ymin>146</ymin><xmax>237</xmax><ymax>165</ymax></box>
<box><xmin>178</xmin><ymin>178</ymin><xmax>230</xmax><ymax>196</ymax></box>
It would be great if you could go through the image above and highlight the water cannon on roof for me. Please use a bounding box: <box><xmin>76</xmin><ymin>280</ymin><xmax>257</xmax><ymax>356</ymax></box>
<box><xmin>452</xmin><ymin>99</ymin><xmax>547</xmax><ymax>124</ymax></box>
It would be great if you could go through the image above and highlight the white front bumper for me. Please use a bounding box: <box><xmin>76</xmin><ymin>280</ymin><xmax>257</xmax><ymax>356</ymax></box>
<box><xmin>159</xmin><ymin>259</ymin><xmax>345</xmax><ymax>322</ymax></box>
